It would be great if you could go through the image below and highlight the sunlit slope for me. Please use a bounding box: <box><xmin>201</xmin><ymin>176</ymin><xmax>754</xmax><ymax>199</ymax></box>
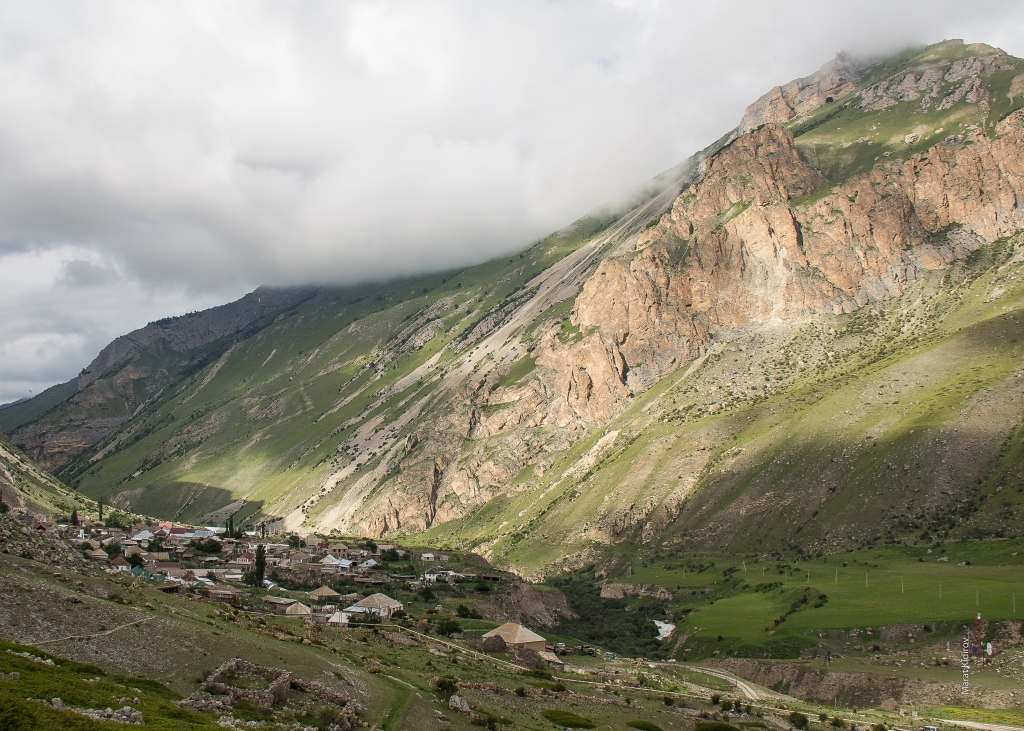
<box><xmin>65</xmin><ymin>210</ymin><xmax>642</xmax><ymax>524</ymax></box>
<box><xmin>424</xmin><ymin>236</ymin><xmax>1024</xmax><ymax>576</ymax></box>
<box><xmin>0</xmin><ymin>431</ymin><xmax>93</xmax><ymax>519</ymax></box>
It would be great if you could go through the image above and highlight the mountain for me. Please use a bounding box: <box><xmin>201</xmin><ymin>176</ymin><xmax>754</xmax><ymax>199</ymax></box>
<box><xmin>0</xmin><ymin>425</ymin><xmax>93</xmax><ymax>519</ymax></box>
<box><xmin>0</xmin><ymin>378</ymin><xmax>77</xmax><ymax>433</ymax></box>
<box><xmin>10</xmin><ymin>39</ymin><xmax>1024</xmax><ymax>575</ymax></box>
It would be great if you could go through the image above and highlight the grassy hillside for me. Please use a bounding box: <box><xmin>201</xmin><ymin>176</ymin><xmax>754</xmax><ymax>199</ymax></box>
<box><xmin>423</xmin><ymin>233</ymin><xmax>1024</xmax><ymax>575</ymax></box>
<box><xmin>62</xmin><ymin>208</ymin><xmax>634</xmax><ymax>526</ymax></box>
<box><xmin>0</xmin><ymin>379</ymin><xmax>76</xmax><ymax>432</ymax></box>
<box><xmin>0</xmin><ymin>432</ymin><xmax>93</xmax><ymax>519</ymax></box>
<box><xmin>23</xmin><ymin>39</ymin><xmax>1024</xmax><ymax>581</ymax></box>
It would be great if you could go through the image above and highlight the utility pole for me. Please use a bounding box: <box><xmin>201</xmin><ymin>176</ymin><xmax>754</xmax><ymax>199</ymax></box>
<box><xmin>939</xmin><ymin>582</ymin><xmax>942</xmax><ymax>600</ymax></box>
<box><xmin>835</xmin><ymin>569</ymin><xmax>838</xmax><ymax>583</ymax></box>
<box><xmin>865</xmin><ymin>571</ymin><xmax>868</xmax><ymax>588</ymax></box>
<box><xmin>976</xmin><ymin>587</ymin><xmax>979</xmax><ymax>608</ymax></box>
<box><xmin>901</xmin><ymin>576</ymin><xmax>904</xmax><ymax>594</ymax></box>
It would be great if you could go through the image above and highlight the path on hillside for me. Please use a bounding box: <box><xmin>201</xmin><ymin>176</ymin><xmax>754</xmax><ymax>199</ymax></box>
<box><xmin>940</xmin><ymin>721</ymin><xmax>1024</xmax><ymax>731</ymax></box>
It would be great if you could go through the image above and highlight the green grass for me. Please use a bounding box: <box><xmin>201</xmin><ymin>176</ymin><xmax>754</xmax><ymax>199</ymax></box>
<box><xmin>0</xmin><ymin>638</ymin><xmax>220</xmax><ymax>730</ymax></box>
<box><xmin>541</xmin><ymin>708</ymin><xmax>596</xmax><ymax>728</ymax></box>
<box><xmin>0</xmin><ymin>379</ymin><xmax>77</xmax><ymax>432</ymax></box>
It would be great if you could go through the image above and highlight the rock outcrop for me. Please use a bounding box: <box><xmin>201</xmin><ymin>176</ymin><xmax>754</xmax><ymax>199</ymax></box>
<box><xmin>541</xmin><ymin>120</ymin><xmax>1024</xmax><ymax>426</ymax></box>
<box><xmin>739</xmin><ymin>52</ymin><xmax>864</xmax><ymax>133</ymax></box>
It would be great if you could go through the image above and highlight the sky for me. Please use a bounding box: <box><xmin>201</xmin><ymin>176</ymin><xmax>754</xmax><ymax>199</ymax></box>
<box><xmin>1</xmin><ymin>0</ymin><xmax>1024</xmax><ymax>405</ymax></box>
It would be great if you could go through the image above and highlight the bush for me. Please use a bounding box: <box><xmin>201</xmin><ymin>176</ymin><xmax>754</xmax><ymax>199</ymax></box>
<box><xmin>456</xmin><ymin>603</ymin><xmax>481</xmax><ymax>619</ymax></box>
<box><xmin>721</xmin><ymin>700</ymin><xmax>734</xmax><ymax>712</ymax></box>
<box><xmin>695</xmin><ymin>723</ymin><xmax>742</xmax><ymax>731</ymax></box>
<box><xmin>436</xmin><ymin>618</ymin><xmax>461</xmax><ymax>636</ymax></box>
<box><xmin>628</xmin><ymin>722</ymin><xmax>664</xmax><ymax>731</ymax></box>
<box><xmin>789</xmin><ymin>712</ymin><xmax>809</xmax><ymax>730</ymax></box>
<box><xmin>514</xmin><ymin>686</ymin><xmax>526</xmax><ymax>697</ymax></box>
<box><xmin>663</xmin><ymin>696</ymin><xmax>674</xmax><ymax>706</ymax></box>
<box><xmin>434</xmin><ymin>676</ymin><xmax>458</xmax><ymax>699</ymax></box>
<box><xmin>540</xmin><ymin>709</ymin><xmax>595</xmax><ymax>728</ymax></box>
<box><xmin>711</xmin><ymin>694</ymin><xmax>721</xmax><ymax>705</ymax></box>
<box><xmin>830</xmin><ymin>718</ymin><xmax>845</xmax><ymax>729</ymax></box>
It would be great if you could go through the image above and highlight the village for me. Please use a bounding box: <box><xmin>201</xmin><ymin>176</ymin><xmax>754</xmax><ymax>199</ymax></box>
<box><xmin>12</xmin><ymin>509</ymin><xmax>595</xmax><ymax>672</ymax></box>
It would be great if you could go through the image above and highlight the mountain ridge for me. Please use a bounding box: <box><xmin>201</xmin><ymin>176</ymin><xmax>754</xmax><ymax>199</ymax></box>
<box><xmin>8</xmin><ymin>38</ymin><xmax>1024</xmax><ymax>577</ymax></box>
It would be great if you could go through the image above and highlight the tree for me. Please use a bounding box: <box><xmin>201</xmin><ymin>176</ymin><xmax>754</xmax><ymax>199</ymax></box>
<box><xmin>436</xmin><ymin>617</ymin><xmax>461</xmax><ymax>637</ymax></box>
<box><xmin>254</xmin><ymin>545</ymin><xmax>266</xmax><ymax>585</ymax></box>
<box><xmin>70</xmin><ymin>509</ymin><xmax>79</xmax><ymax>526</ymax></box>
<box><xmin>98</xmin><ymin>500</ymin><xmax>104</xmax><ymax>523</ymax></box>
<box><xmin>287</xmin><ymin>534</ymin><xmax>301</xmax><ymax>549</ymax></box>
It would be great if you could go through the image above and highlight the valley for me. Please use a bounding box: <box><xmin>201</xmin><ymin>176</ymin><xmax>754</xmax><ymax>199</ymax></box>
<box><xmin>2</xmin><ymin>37</ymin><xmax>1024</xmax><ymax>726</ymax></box>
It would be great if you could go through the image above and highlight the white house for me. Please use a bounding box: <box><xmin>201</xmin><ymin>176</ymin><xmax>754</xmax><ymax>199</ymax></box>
<box><xmin>341</xmin><ymin>593</ymin><xmax>403</xmax><ymax>622</ymax></box>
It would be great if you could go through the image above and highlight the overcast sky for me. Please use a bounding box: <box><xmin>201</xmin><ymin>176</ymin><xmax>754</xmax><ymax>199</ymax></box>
<box><xmin>1</xmin><ymin>0</ymin><xmax>1023</xmax><ymax>405</ymax></box>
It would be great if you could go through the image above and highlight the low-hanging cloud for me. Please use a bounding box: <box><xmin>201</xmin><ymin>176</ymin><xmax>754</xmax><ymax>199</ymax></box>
<box><xmin>1</xmin><ymin>0</ymin><xmax>1023</xmax><ymax>403</ymax></box>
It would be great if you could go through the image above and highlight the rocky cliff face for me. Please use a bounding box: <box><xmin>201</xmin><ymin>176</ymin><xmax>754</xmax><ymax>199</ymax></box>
<box><xmin>739</xmin><ymin>53</ymin><xmax>864</xmax><ymax>133</ymax></box>
<box><xmin>533</xmin><ymin>116</ymin><xmax>1024</xmax><ymax>426</ymax></box>
<box><xmin>12</xmin><ymin>286</ymin><xmax>315</xmax><ymax>472</ymax></box>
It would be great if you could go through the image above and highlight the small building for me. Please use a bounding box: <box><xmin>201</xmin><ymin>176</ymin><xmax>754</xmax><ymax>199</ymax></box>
<box><xmin>284</xmin><ymin>601</ymin><xmax>312</xmax><ymax>617</ymax></box>
<box><xmin>537</xmin><ymin>650</ymin><xmax>566</xmax><ymax>670</ymax></box>
<box><xmin>200</xmin><ymin>586</ymin><xmax>243</xmax><ymax>604</ymax></box>
<box><xmin>420</xmin><ymin>552</ymin><xmax>436</xmax><ymax>562</ymax></box>
<box><xmin>343</xmin><ymin>593</ymin><xmax>403</xmax><ymax>621</ymax></box>
<box><xmin>309</xmin><ymin>586</ymin><xmax>341</xmax><ymax>603</ymax></box>
<box><xmin>109</xmin><ymin>556</ymin><xmax>132</xmax><ymax>572</ymax></box>
<box><xmin>85</xmin><ymin>548</ymin><xmax>109</xmax><ymax>561</ymax></box>
<box><xmin>482</xmin><ymin>623</ymin><xmax>546</xmax><ymax>652</ymax></box>
<box><xmin>327</xmin><ymin>611</ymin><xmax>348</xmax><ymax>626</ymax></box>
<box><xmin>263</xmin><ymin>596</ymin><xmax>298</xmax><ymax>614</ymax></box>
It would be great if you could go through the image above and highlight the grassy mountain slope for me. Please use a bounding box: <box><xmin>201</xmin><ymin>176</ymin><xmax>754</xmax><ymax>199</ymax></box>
<box><xmin>0</xmin><ymin>379</ymin><xmax>76</xmax><ymax>433</ymax></box>
<box><xmin>9</xmin><ymin>40</ymin><xmax>1024</xmax><ymax>578</ymax></box>
<box><xmin>0</xmin><ymin>428</ymin><xmax>93</xmax><ymax>519</ymax></box>
<box><xmin>423</xmin><ymin>234</ymin><xmax>1024</xmax><ymax>575</ymax></box>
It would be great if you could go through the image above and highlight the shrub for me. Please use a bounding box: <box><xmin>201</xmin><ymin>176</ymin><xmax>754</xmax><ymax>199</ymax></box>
<box><xmin>664</xmin><ymin>696</ymin><xmax>674</xmax><ymax>706</ymax></box>
<box><xmin>436</xmin><ymin>618</ymin><xmax>461</xmax><ymax>637</ymax></box>
<box><xmin>721</xmin><ymin>700</ymin><xmax>734</xmax><ymax>712</ymax></box>
<box><xmin>789</xmin><ymin>712</ymin><xmax>809</xmax><ymax>730</ymax></box>
<box><xmin>628</xmin><ymin>722</ymin><xmax>664</xmax><ymax>731</ymax></box>
<box><xmin>695</xmin><ymin>723</ymin><xmax>742</xmax><ymax>731</ymax></box>
<box><xmin>514</xmin><ymin>686</ymin><xmax>526</xmax><ymax>697</ymax></box>
<box><xmin>830</xmin><ymin>718</ymin><xmax>846</xmax><ymax>729</ymax></box>
<box><xmin>434</xmin><ymin>676</ymin><xmax>458</xmax><ymax>699</ymax></box>
<box><xmin>456</xmin><ymin>603</ymin><xmax>481</xmax><ymax>619</ymax></box>
<box><xmin>540</xmin><ymin>709</ymin><xmax>596</xmax><ymax>728</ymax></box>
<box><xmin>711</xmin><ymin>694</ymin><xmax>721</xmax><ymax>705</ymax></box>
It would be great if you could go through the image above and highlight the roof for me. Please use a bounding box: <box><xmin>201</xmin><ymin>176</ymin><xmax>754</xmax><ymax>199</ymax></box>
<box><xmin>309</xmin><ymin>586</ymin><xmax>341</xmax><ymax>599</ymax></box>
<box><xmin>482</xmin><ymin>622</ymin><xmax>546</xmax><ymax>646</ymax></box>
<box><xmin>351</xmin><ymin>593</ymin><xmax>402</xmax><ymax>610</ymax></box>
<box><xmin>263</xmin><ymin>596</ymin><xmax>298</xmax><ymax>606</ymax></box>
<box><xmin>284</xmin><ymin>602</ymin><xmax>312</xmax><ymax>616</ymax></box>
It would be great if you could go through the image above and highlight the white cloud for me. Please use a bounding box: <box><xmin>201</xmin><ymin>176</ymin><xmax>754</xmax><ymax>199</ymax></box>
<box><xmin>1</xmin><ymin>0</ymin><xmax>1023</xmax><ymax>402</ymax></box>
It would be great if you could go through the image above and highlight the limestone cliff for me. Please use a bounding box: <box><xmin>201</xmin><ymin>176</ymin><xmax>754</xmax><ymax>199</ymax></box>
<box><xmin>739</xmin><ymin>53</ymin><xmax>864</xmax><ymax>133</ymax></box>
<box><xmin>546</xmin><ymin>118</ymin><xmax>1024</xmax><ymax>425</ymax></box>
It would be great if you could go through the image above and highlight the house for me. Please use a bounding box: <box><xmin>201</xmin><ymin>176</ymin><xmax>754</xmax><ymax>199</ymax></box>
<box><xmin>85</xmin><ymin>548</ymin><xmax>109</xmax><ymax>561</ymax></box>
<box><xmin>327</xmin><ymin>611</ymin><xmax>349</xmax><ymax>626</ymax></box>
<box><xmin>420</xmin><ymin>552</ymin><xmax>437</xmax><ymax>562</ymax></box>
<box><xmin>482</xmin><ymin>623</ymin><xmax>546</xmax><ymax>652</ymax></box>
<box><xmin>263</xmin><ymin>596</ymin><xmax>298</xmax><ymax>613</ymax></box>
<box><xmin>285</xmin><ymin>601</ymin><xmax>312</xmax><ymax>617</ymax></box>
<box><xmin>342</xmin><ymin>593</ymin><xmax>403</xmax><ymax>621</ymax></box>
<box><xmin>309</xmin><ymin>586</ymin><xmax>341</xmax><ymax>603</ymax></box>
<box><xmin>109</xmin><ymin>556</ymin><xmax>132</xmax><ymax>572</ymax></box>
<box><xmin>290</xmin><ymin>551</ymin><xmax>313</xmax><ymax>565</ymax></box>
<box><xmin>199</xmin><ymin>586</ymin><xmax>243</xmax><ymax>604</ymax></box>
<box><xmin>358</xmin><ymin>558</ymin><xmax>377</xmax><ymax>569</ymax></box>
<box><xmin>537</xmin><ymin>650</ymin><xmax>566</xmax><ymax>670</ymax></box>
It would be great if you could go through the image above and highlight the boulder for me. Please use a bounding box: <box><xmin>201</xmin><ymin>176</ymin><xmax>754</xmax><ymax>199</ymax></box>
<box><xmin>481</xmin><ymin>635</ymin><xmax>506</xmax><ymax>653</ymax></box>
